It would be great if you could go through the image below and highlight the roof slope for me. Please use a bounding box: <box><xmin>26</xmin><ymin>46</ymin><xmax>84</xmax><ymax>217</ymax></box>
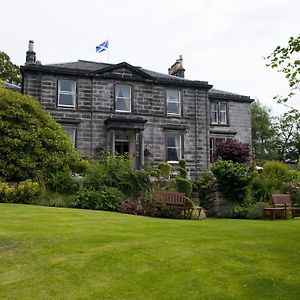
<box><xmin>22</xmin><ymin>59</ymin><xmax>251</xmax><ymax>99</ymax></box>
<box><xmin>40</xmin><ymin>60</ymin><xmax>211</xmax><ymax>87</ymax></box>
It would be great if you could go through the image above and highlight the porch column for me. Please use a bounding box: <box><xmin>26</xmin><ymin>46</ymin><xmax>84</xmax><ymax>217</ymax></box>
<box><xmin>138</xmin><ymin>129</ymin><xmax>144</xmax><ymax>169</ymax></box>
<box><xmin>109</xmin><ymin>129</ymin><xmax>115</xmax><ymax>154</ymax></box>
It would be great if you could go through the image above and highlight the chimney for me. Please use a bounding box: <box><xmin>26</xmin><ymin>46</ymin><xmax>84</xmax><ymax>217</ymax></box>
<box><xmin>168</xmin><ymin>55</ymin><xmax>185</xmax><ymax>78</ymax></box>
<box><xmin>25</xmin><ymin>40</ymin><xmax>36</xmax><ymax>65</ymax></box>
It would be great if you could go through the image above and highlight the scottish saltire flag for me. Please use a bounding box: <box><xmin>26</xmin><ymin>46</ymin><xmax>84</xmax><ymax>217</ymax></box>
<box><xmin>96</xmin><ymin>40</ymin><xmax>109</xmax><ymax>53</ymax></box>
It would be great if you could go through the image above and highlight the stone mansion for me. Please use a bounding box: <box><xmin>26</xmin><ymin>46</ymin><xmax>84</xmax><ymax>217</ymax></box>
<box><xmin>21</xmin><ymin>41</ymin><xmax>252</xmax><ymax>176</ymax></box>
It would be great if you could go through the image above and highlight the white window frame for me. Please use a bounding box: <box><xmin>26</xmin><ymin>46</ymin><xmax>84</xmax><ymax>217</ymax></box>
<box><xmin>166</xmin><ymin>132</ymin><xmax>182</xmax><ymax>163</ymax></box>
<box><xmin>115</xmin><ymin>84</ymin><xmax>131</xmax><ymax>113</ymax></box>
<box><xmin>166</xmin><ymin>90</ymin><xmax>181</xmax><ymax>116</ymax></box>
<box><xmin>210</xmin><ymin>101</ymin><xmax>228</xmax><ymax>125</ymax></box>
<box><xmin>62</xmin><ymin>125</ymin><xmax>76</xmax><ymax>147</ymax></box>
<box><xmin>58</xmin><ymin>80</ymin><xmax>76</xmax><ymax>108</ymax></box>
<box><xmin>219</xmin><ymin>102</ymin><xmax>227</xmax><ymax>124</ymax></box>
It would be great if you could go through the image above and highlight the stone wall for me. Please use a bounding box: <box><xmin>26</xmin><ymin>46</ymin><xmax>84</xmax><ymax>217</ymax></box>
<box><xmin>23</xmin><ymin>71</ymin><xmax>210</xmax><ymax>176</ymax></box>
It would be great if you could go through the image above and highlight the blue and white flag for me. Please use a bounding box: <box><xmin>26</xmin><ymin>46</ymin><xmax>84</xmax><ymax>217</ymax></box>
<box><xmin>96</xmin><ymin>40</ymin><xmax>109</xmax><ymax>53</ymax></box>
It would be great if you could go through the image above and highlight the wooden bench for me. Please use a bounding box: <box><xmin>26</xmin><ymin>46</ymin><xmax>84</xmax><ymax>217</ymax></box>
<box><xmin>151</xmin><ymin>191</ymin><xmax>202</xmax><ymax>219</ymax></box>
<box><xmin>263</xmin><ymin>194</ymin><xmax>300</xmax><ymax>220</ymax></box>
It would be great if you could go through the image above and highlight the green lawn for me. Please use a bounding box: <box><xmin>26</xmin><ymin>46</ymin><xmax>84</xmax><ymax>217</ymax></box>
<box><xmin>1</xmin><ymin>204</ymin><xmax>300</xmax><ymax>300</ymax></box>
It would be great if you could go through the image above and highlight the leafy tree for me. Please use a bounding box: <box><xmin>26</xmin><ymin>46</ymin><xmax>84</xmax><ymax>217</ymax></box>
<box><xmin>265</xmin><ymin>34</ymin><xmax>300</xmax><ymax>104</ymax></box>
<box><xmin>251</xmin><ymin>100</ymin><xmax>277</xmax><ymax>160</ymax></box>
<box><xmin>274</xmin><ymin>110</ymin><xmax>300</xmax><ymax>163</ymax></box>
<box><xmin>0</xmin><ymin>88</ymin><xmax>84</xmax><ymax>181</ymax></box>
<box><xmin>0</xmin><ymin>51</ymin><xmax>21</xmax><ymax>85</ymax></box>
<box><xmin>265</xmin><ymin>35</ymin><xmax>300</xmax><ymax>163</ymax></box>
<box><xmin>213</xmin><ymin>139</ymin><xmax>251</xmax><ymax>163</ymax></box>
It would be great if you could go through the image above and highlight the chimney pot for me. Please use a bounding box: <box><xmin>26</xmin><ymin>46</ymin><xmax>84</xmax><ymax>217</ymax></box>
<box><xmin>168</xmin><ymin>55</ymin><xmax>185</xmax><ymax>78</ymax></box>
<box><xmin>25</xmin><ymin>40</ymin><xmax>36</xmax><ymax>65</ymax></box>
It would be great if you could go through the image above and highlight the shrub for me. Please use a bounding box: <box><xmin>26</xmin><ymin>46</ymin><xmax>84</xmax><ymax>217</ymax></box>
<box><xmin>178</xmin><ymin>159</ymin><xmax>187</xmax><ymax>178</ymax></box>
<box><xmin>13</xmin><ymin>179</ymin><xmax>41</xmax><ymax>204</ymax></box>
<box><xmin>246</xmin><ymin>202</ymin><xmax>270</xmax><ymax>219</ymax></box>
<box><xmin>118</xmin><ymin>170</ymin><xmax>151</xmax><ymax>197</ymax></box>
<box><xmin>211</xmin><ymin>159</ymin><xmax>254</xmax><ymax>203</ymax></box>
<box><xmin>0</xmin><ymin>180</ymin><xmax>41</xmax><ymax>204</ymax></box>
<box><xmin>230</xmin><ymin>204</ymin><xmax>249</xmax><ymax>219</ymax></box>
<box><xmin>251</xmin><ymin>161</ymin><xmax>295</xmax><ymax>202</ymax></box>
<box><xmin>213</xmin><ymin>139</ymin><xmax>251</xmax><ymax>163</ymax></box>
<box><xmin>175</xmin><ymin>177</ymin><xmax>192</xmax><ymax>198</ymax></box>
<box><xmin>72</xmin><ymin>187</ymin><xmax>125</xmax><ymax>211</ymax></box>
<box><xmin>195</xmin><ymin>171</ymin><xmax>216</xmax><ymax>209</ymax></box>
<box><xmin>0</xmin><ymin>181</ymin><xmax>14</xmax><ymax>202</ymax></box>
<box><xmin>119</xmin><ymin>197</ymin><xmax>151</xmax><ymax>216</ymax></box>
<box><xmin>0</xmin><ymin>88</ymin><xmax>83</xmax><ymax>181</ymax></box>
<box><xmin>46</xmin><ymin>170</ymin><xmax>80</xmax><ymax>194</ymax></box>
<box><xmin>32</xmin><ymin>191</ymin><xmax>74</xmax><ymax>208</ymax></box>
<box><xmin>85</xmin><ymin>153</ymin><xmax>151</xmax><ymax>197</ymax></box>
<box><xmin>263</xmin><ymin>160</ymin><xmax>292</xmax><ymax>183</ymax></box>
<box><xmin>157</xmin><ymin>162</ymin><xmax>171</xmax><ymax>178</ymax></box>
<box><xmin>281</xmin><ymin>180</ymin><xmax>300</xmax><ymax>205</ymax></box>
<box><xmin>154</xmin><ymin>207</ymin><xmax>183</xmax><ymax>219</ymax></box>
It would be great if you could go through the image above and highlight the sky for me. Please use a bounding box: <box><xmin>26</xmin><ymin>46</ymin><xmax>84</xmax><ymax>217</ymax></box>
<box><xmin>1</xmin><ymin>0</ymin><xmax>299</xmax><ymax>115</ymax></box>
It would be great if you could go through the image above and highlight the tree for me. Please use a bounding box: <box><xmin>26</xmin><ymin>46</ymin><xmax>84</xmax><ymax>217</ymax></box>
<box><xmin>251</xmin><ymin>100</ymin><xmax>278</xmax><ymax>160</ymax></box>
<box><xmin>0</xmin><ymin>88</ymin><xmax>84</xmax><ymax>181</ymax></box>
<box><xmin>0</xmin><ymin>51</ymin><xmax>21</xmax><ymax>85</ymax></box>
<box><xmin>213</xmin><ymin>139</ymin><xmax>251</xmax><ymax>163</ymax></box>
<box><xmin>265</xmin><ymin>34</ymin><xmax>300</xmax><ymax>105</ymax></box>
<box><xmin>274</xmin><ymin>110</ymin><xmax>300</xmax><ymax>163</ymax></box>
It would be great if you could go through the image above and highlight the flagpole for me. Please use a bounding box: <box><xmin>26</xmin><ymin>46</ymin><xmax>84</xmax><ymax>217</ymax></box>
<box><xmin>107</xmin><ymin>39</ymin><xmax>109</xmax><ymax>63</ymax></box>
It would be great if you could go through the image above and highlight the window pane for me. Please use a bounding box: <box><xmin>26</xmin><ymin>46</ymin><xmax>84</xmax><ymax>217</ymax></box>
<box><xmin>167</xmin><ymin>90</ymin><xmax>180</xmax><ymax>115</ymax></box>
<box><xmin>211</xmin><ymin>103</ymin><xmax>218</xmax><ymax>123</ymax></box>
<box><xmin>116</xmin><ymin>98</ymin><xmax>130</xmax><ymax>111</ymax></box>
<box><xmin>62</xmin><ymin>126</ymin><xmax>76</xmax><ymax>146</ymax></box>
<box><xmin>167</xmin><ymin>90</ymin><xmax>180</xmax><ymax>102</ymax></box>
<box><xmin>219</xmin><ymin>103</ymin><xmax>227</xmax><ymax>124</ymax></box>
<box><xmin>59</xmin><ymin>80</ymin><xmax>75</xmax><ymax>92</ymax></box>
<box><xmin>59</xmin><ymin>94</ymin><xmax>74</xmax><ymax>106</ymax></box>
<box><xmin>116</xmin><ymin>84</ymin><xmax>130</xmax><ymax>98</ymax></box>
<box><xmin>166</xmin><ymin>133</ymin><xmax>181</xmax><ymax>161</ymax></box>
<box><xmin>220</xmin><ymin>111</ymin><xmax>227</xmax><ymax>124</ymax></box>
<box><xmin>167</xmin><ymin>134</ymin><xmax>180</xmax><ymax>147</ymax></box>
<box><xmin>167</xmin><ymin>102</ymin><xmax>180</xmax><ymax>114</ymax></box>
<box><xmin>168</xmin><ymin>148</ymin><xmax>180</xmax><ymax>161</ymax></box>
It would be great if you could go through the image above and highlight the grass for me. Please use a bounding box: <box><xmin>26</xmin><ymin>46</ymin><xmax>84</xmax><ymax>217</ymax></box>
<box><xmin>1</xmin><ymin>204</ymin><xmax>300</xmax><ymax>300</ymax></box>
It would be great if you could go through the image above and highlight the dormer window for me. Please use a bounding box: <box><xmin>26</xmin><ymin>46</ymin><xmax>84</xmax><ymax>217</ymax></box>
<box><xmin>115</xmin><ymin>84</ymin><xmax>131</xmax><ymax>112</ymax></box>
<box><xmin>166</xmin><ymin>90</ymin><xmax>181</xmax><ymax>116</ymax></box>
<box><xmin>58</xmin><ymin>80</ymin><xmax>76</xmax><ymax>108</ymax></box>
<box><xmin>210</xmin><ymin>101</ymin><xmax>227</xmax><ymax>125</ymax></box>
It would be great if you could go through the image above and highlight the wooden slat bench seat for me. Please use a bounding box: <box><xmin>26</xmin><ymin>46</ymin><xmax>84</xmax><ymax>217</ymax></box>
<box><xmin>263</xmin><ymin>194</ymin><xmax>300</xmax><ymax>220</ymax></box>
<box><xmin>151</xmin><ymin>191</ymin><xmax>202</xmax><ymax>219</ymax></box>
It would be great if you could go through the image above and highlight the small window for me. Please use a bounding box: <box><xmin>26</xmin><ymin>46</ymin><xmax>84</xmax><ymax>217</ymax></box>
<box><xmin>166</xmin><ymin>132</ymin><xmax>182</xmax><ymax>162</ymax></box>
<box><xmin>58</xmin><ymin>80</ymin><xmax>76</xmax><ymax>108</ymax></box>
<box><xmin>62</xmin><ymin>126</ymin><xmax>76</xmax><ymax>147</ymax></box>
<box><xmin>115</xmin><ymin>84</ymin><xmax>131</xmax><ymax>112</ymax></box>
<box><xmin>210</xmin><ymin>101</ymin><xmax>227</xmax><ymax>125</ymax></box>
<box><xmin>166</xmin><ymin>90</ymin><xmax>181</xmax><ymax>115</ymax></box>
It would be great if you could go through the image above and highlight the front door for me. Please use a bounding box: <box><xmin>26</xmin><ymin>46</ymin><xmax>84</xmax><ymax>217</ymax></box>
<box><xmin>115</xmin><ymin>141</ymin><xmax>129</xmax><ymax>155</ymax></box>
<box><xmin>114</xmin><ymin>131</ymin><xmax>136</xmax><ymax>167</ymax></box>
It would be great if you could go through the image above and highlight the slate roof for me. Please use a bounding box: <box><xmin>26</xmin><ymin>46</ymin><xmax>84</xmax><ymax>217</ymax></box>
<box><xmin>28</xmin><ymin>60</ymin><xmax>211</xmax><ymax>88</ymax></box>
<box><xmin>209</xmin><ymin>88</ymin><xmax>252</xmax><ymax>102</ymax></box>
<box><xmin>22</xmin><ymin>59</ymin><xmax>252</xmax><ymax>100</ymax></box>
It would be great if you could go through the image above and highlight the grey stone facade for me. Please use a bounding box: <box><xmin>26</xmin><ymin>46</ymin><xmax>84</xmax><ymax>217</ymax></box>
<box><xmin>21</xmin><ymin>43</ymin><xmax>253</xmax><ymax>177</ymax></box>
